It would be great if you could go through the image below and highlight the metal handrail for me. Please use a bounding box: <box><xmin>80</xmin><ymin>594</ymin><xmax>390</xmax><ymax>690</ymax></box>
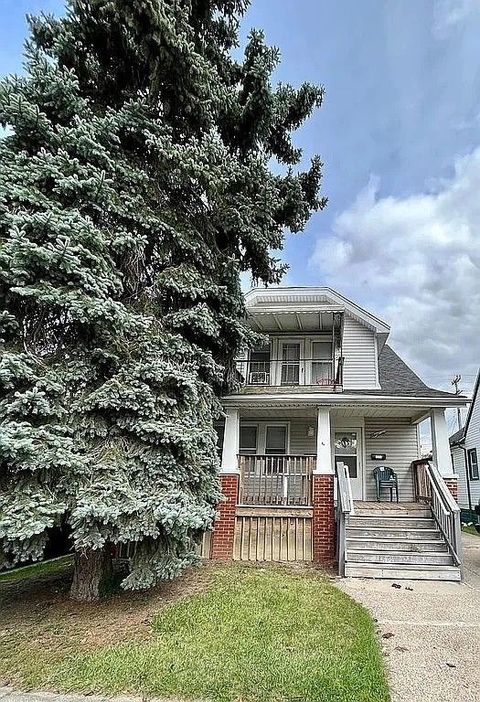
<box><xmin>335</xmin><ymin>460</ymin><xmax>354</xmax><ymax>576</ymax></box>
<box><xmin>235</xmin><ymin>356</ymin><xmax>344</xmax><ymax>387</ymax></box>
<box><xmin>412</xmin><ymin>459</ymin><xmax>462</xmax><ymax>570</ymax></box>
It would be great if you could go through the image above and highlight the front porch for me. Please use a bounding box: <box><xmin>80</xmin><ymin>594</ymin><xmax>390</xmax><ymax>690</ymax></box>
<box><xmin>211</xmin><ymin>402</ymin><xmax>463</xmax><ymax>578</ymax></box>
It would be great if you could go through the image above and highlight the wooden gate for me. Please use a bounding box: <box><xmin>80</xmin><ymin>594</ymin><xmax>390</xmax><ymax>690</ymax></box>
<box><xmin>234</xmin><ymin>507</ymin><xmax>313</xmax><ymax>562</ymax></box>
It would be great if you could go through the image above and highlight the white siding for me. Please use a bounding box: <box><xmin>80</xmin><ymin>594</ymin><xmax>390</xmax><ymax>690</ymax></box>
<box><xmin>289</xmin><ymin>419</ymin><xmax>316</xmax><ymax>454</ymax></box>
<box><xmin>342</xmin><ymin>315</ymin><xmax>378</xmax><ymax>389</ymax></box>
<box><xmin>364</xmin><ymin>417</ymin><xmax>420</xmax><ymax>501</ymax></box>
<box><xmin>464</xmin><ymin>391</ymin><xmax>480</xmax><ymax>509</ymax></box>
<box><xmin>451</xmin><ymin>446</ymin><xmax>470</xmax><ymax>510</ymax></box>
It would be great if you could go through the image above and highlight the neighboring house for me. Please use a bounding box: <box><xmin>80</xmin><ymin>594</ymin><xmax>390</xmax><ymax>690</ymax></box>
<box><xmin>450</xmin><ymin>370</ymin><xmax>480</xmax><ymax>518</ymax></box>
<box><xmin>210</xmin><ymin>287</ymin><xmax>469</xmax><ymax>581</ymax></box>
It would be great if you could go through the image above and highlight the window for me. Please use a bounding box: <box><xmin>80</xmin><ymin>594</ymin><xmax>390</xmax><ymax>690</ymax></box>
<box><xmin>311</xmin><ymin>341</ymin><xmax>333</xmax><ymax>384</ymax></box>
<box><xmin>249</xmin><ymin>347</ymin><xmax>270</xmax><ymax>385</ymax></box>
<box><xmin>265</xmin><ymin>425</ymin><xmax>287</xmax><ymax>455</ymax></box>
<box><xmin>334</xmin><ymin>431</ymin><xmax>358</xmax><ymax>478</ymax></box>
<box><xmin>468</xmin><ymin>448</ymin><xmax>479</xmax><ymax>480</ymax></box>
<box><xmin>239</xmin><ymin>425</ymin><xmax>257</xmax><ymax>455</ymax></box>
<box><xmin>281</xmin><ymin>343</ymin><xmax>300</xmax><ymax>385</ymax></box>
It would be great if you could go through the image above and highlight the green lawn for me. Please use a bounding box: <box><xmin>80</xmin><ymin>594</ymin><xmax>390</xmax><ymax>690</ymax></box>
<box><xmin>462</xmin><ymin>524</ymin><xmax>480</xmax><ymax>536</ymax></box>
<box><xmin>0</xmin><ymin>556</ymin><xmax>73</xmax><ymax>584</ymax></box>
<box><xmin>0</xmin><ymin>564</ymin><xmax>389</xmax><ymax>702</ymax></box>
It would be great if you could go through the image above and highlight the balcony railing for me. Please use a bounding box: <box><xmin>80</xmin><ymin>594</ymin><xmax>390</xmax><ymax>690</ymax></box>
<box><xmin>238</xmin><ymin>454</ymin><xmax>316</xmax><ymax>506</ymax></box>
<box><xmin>236</xmin><ymin>357</ymin><xmax>344</xmax><ymax>388</ymax></box>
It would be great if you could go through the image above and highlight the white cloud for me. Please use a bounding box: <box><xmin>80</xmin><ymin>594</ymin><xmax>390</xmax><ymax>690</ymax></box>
<box><xmin>310</xmin><ymin>148</ymin><xmax>480</xmax><ymax>391</ymax></box>
<box><xmin>434</xmin><ymin>0</ymin><xmax>480</xmax><ymax>36</ymax></box>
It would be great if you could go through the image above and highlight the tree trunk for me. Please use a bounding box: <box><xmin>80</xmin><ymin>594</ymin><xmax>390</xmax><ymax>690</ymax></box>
<box><xmin>70</xmin><ymin>546</ymin><xmax>113</xmax><ymax>602</ymax></box>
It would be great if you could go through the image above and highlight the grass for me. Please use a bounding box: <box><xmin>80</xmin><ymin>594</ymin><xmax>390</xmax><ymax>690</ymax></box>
<box><xmin>0</xmin><ymin>563</ymin><xmax>389</xmax><ymax>702</ymax></box>
<box><xmin>462</xmin><ymin>524</ymin><xmax>480</xmax><ymax>536</ymax></box>
<box><xmin>0</xmin><ymin>556</ymin><xmax>73</xmax><ymax>584</ymax></box>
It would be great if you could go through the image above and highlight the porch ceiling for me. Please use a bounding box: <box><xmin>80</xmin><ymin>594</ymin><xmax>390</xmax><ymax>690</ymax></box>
<box><xmin>238</xmin><ymin>405</ymin><xmax>425</xmax><ymax>419</ymax></box>
<box><xmin>247</xmin><ymin>308</ymin><xmax>342</xmax><ymax>333</ymax></box>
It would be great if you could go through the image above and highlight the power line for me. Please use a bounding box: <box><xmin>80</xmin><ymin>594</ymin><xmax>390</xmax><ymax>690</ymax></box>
<box><xmin>451</xmin><ymin>374</ymin><xmax>463</xmax><ymax>431</ymax></box>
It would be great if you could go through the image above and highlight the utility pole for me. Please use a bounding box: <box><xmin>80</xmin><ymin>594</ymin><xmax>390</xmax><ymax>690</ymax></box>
<box><xmin>451</xmin><ymin>374</ymin><xmax>463</xmax><ymax>431</ymax></box>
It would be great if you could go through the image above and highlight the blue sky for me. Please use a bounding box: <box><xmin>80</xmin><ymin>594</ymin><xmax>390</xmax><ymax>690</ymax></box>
<box><xmin>1</xmin><ymin>0</ymin><xmax>479</xmax><ymax>407</ymax></box>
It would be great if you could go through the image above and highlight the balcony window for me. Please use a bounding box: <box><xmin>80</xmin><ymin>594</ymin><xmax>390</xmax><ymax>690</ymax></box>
<box><xmin>248</xmin><ymin>348</ymin><xmax>270</xmax><ymax>385</ymax></box>
<box><xmin>311</xmin><ymin>341</ymin><xmax>333</xmax><ymax>385</ymax></box>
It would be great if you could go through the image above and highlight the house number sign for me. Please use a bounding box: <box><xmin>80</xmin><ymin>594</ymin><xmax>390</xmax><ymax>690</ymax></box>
<box><xmin>370</xmin><ymin>453</ymin><xmax>387</xmax><ymax>460</ymax></box>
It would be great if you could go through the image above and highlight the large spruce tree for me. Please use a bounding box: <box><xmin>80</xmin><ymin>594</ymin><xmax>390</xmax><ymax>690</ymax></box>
<box><xmin>0</xmin><ymin>0</ymin><xmax>325</xmax><ymax>600</ymax></box>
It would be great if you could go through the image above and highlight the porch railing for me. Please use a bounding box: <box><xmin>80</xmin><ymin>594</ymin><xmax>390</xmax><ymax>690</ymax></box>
<box><xmin>336</xmin><ymin>460</ymin><xmax>354</xmax><ymax>576</ymax></box>
<box><xmin>412</xmin><ymin>459</ymin><xmax>463</xmax><ymax>569</ymax></box>
<box><xmin>235</xmin><ymin>357</ymin><xmax>344</xmax><ymax>388</ymax></box>
<box><xmin>238</xmin><ymin>454</ymin><xmax>315</xmax><ymax>506</ymax></box>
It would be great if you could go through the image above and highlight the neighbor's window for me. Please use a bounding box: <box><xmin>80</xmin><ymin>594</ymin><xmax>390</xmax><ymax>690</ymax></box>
<box><xmin>468</xmin><ymin>448</ymin><xmax>479</xmax><ymax>480</ymax></box>
<box><xmin>239</xmin><ymin>425</ymin><xmax>258</xmax><ymax>455</ymax></box>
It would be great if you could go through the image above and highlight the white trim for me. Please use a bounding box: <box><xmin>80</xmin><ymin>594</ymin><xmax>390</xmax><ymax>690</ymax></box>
<box><xmin>373</xmin><ymin>334</ymin><xmax>381</xmax><ymax>390</ymax></box>
<box><xmin>221</xmin><ymin>407</ymin><xmax>240</xmax><ymax>474</ymax></box>
<box><xmin>431</xmin><ymin>408</ymin><xmax>455</xmax><ymax>477</ymax></box>
<box><xmin>332</xmin><ymin>424</ymin><xmax>365</xmax><ymax>500</ymax></box>
<box><xmin>315</xmin><ymin>407</ymin><xmax>332</xmax><ymax>474</ymax></box>
<box><xmin>223</xmin><ymin>393</ymin><xmax>469</xmax><ymax>408</ymax></box>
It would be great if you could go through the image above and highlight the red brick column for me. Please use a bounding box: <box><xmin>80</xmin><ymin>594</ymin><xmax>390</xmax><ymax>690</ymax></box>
<box><xmin>443</xmin><ymin>476</ymin><xmax>459</xmax><ymax>502</ymax></box>
<box><xmin>312</xmin><ymin>473</ymin><xmax>335</xmax><ymax>564</ymax></box>
<box><xmin>211</xmin><ymin>473</ymin><xmax>239</xmax><ymax>560</ymax></box>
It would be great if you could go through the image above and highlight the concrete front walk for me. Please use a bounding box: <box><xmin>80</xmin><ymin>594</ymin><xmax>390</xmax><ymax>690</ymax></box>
<box><xmin>338</xmin><ymin>532</ymin><xmax>480</xmax><ymax>702</ymax></box>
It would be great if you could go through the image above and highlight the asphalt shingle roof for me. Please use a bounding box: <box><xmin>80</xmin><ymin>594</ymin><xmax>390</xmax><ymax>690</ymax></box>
<box><xmin>353</xmin><ymin>344</ymin><xmax>462</xmax><ymax>399</ymax></box>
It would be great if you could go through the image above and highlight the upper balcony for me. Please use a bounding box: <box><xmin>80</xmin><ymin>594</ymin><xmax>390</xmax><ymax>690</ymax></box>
<box><xmin>235</xmin><ymin>348</ymin><xmax>344</xmax><ymax>392</ymax></box>
<box><xmin>233</xmin><ymin>287</ymin><xmax>391</xmax><ymax>395</ymax></box>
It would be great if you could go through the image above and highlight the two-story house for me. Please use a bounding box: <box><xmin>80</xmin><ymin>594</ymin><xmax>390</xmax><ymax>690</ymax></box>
<box><xmin>210</xmin><ymin>287</ymin><xmax>469</xmax><ymax>581</ymax></box>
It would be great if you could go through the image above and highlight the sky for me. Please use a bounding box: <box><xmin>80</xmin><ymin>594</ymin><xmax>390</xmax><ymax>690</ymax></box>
<box><xmin>1</xmin><ymin>0</ymin><xmax>479</xmax><ymax>413</ymax></box>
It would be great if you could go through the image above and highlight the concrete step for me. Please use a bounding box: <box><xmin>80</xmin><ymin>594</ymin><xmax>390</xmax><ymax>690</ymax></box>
<box><xmin>348</xmin><ymin>516</ymin><xmax>436</xmax><ymax>529</ymax></box>
<box><xmin>348</xmin><ymin>550</ymin><xmax>454</xmax><ymax>566</ymax></box>
<box><xmin>346</xmin><ymin>538</ymin><xmax>448</xmax><ymax>553</ymax></box>
<box><xmin>345</xmin><ymin>562</ymin><xmax>461</xmax><ymax>581</ymax></box>
<box><xmin>346</xmin><ymin>526</ymin><xmax>442</xmax><ymax>540</ymax></box>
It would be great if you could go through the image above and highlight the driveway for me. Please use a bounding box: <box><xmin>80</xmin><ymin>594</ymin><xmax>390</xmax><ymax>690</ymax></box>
<box><xmin>339</xmin><ymin>532</ymin><xmax>480</xmax><ymax>702</ymax></box>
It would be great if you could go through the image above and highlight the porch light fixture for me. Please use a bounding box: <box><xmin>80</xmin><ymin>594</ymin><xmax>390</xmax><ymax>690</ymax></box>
<box><xmin>307</xmin><ymin>426</ymin><xmax>315</xmax><ymax>438</ymax></box>
<box><xmin>368</xmin><ymin>430</ymin><xmax>388</xmax><ymax>439</ymax></box>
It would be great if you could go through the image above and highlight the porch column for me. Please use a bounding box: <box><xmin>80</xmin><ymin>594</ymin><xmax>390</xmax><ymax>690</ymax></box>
<box><xmin>312</xmin><ymin>407</ymin><xmax>335</xmax><ymax>564</ymax></box>
<box><xmin>430</xmin><ymin>408</ymin><xmax>458</xmax><ymax>500</ymax></box>
<box><xmin>211</xmin><ymin>408</ymin><xmax>240</xmax><ymax>560</ymax></box>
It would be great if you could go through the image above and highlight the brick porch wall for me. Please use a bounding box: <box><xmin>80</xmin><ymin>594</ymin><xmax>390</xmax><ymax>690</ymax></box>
<box><xmin>312</xmin><ymin>473</ymin><xmax>335</xmax><ymax>564</ymax></box>
<box><xmin>443</xmin><ymin>476</ymin><xmax>459</xmax><ymax>502</ymax></box>
<box><xmin>211</xmin><ymin>473</ymin><xmax>239</xmax><ymax>560</ymax></box>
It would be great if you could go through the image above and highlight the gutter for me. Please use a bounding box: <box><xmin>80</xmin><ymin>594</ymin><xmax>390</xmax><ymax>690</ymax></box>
<box><xmin>222</xmin><ymin>393</ymin><xmax>470</xmax><ymax>408</ymax></box>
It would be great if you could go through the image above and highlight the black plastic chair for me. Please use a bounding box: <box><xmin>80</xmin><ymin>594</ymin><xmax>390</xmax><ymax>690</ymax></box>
<box><xmin>373</xmin><ymin>466</ymin><xmax>399</xmax><ymax>502</ymax></box>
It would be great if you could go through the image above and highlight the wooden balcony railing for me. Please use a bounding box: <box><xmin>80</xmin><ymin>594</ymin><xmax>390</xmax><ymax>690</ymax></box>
<box><xmin>238</xmin><ymin>454</ymin><xmax>315</xmax><ymax>506</ymax></box>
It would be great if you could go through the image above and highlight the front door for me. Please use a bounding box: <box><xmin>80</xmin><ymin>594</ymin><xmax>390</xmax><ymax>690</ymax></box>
<box><xmin>334</xmin><ymin>430</ymin><xmax>363</xmax><ymax>500</ymax></box>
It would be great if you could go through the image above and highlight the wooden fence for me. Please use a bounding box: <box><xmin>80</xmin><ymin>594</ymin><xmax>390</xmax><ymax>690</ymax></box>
<box><xmin>234</xmin><ymin>507</ymin><xmax>313</xmax><ymax>562</ymax></box>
